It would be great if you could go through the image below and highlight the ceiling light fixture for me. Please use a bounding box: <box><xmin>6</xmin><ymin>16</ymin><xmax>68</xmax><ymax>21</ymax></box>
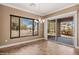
<box><xmin>29</xmin><ymin>3</ymin><xmax>36</xmax><ymax>7</ymax></box>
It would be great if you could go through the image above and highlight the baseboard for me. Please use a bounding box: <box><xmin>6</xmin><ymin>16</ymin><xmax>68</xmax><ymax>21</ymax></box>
<box><xmin>75</xmin><ymin>47</ymin><xmax>79</xmax><ymax>49</ymax></box>
<box><xmin>0</xmin><ymin>38</ymin><xmax>44</xmax><ymax>49</ymax></box>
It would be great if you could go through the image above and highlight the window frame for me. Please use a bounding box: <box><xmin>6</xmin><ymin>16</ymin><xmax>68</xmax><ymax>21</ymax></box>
<box><xmin>34</xmin><ymin>20</ymin><xmax>39</xmax><ymax>36</ymax></box>
<box><xmin>10</xmin><ymin>15</ymin><xmax>39</xmax><ymax>39</ymax></box>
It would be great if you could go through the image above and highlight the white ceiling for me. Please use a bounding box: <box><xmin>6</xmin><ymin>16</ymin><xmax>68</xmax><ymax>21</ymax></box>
<box><xmin>1</xmin><ymin>3</ymin><xmax>77</xmax><ymax>16</ymax></box>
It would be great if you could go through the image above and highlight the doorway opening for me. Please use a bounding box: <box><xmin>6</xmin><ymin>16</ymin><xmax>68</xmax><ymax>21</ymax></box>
<box><xmin>48</xmin><ymin>16</ymin><xmax>74</xmax><ymax>46</ymax></box>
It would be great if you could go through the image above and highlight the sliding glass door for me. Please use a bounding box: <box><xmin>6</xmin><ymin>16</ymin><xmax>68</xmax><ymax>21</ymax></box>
<box><xmin>48</xmin><ymin>20</ymin><xmax>56</xmax><ymax>40</ymax></box>
<box><xmin>58</xmin><ymin>19</ymin><xmax>74</xmax><ymax>45</ymax></box>
<box><xmin>47</xmin><ymin>16</ymin><xmax>74</xmax><ymax>46</ymax></box>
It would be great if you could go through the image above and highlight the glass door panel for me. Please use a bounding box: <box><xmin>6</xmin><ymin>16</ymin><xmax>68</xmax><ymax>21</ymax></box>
<box><xmin>47</xmin><ymin>17</ymin><xmax>74</xmax><ymax>46</ymax></box>
<box><xmin>48</xmin><ymin>20</ymin><xmax>56</xmax><ymax>40</ymax></box>
<box><xmin>56</xmin><ymin>17</ymin><xmax>74</xmax><ymax>45</ymax></box>
<box><xmin>59</xmin><ymin>20</ymin><xmax>74</xmax><ymax>45</ymax></box>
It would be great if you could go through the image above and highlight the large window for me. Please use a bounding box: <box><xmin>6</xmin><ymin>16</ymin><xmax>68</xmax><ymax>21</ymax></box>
<box><xmin>10</xmin><ymin>16</ymin><xmax>20</xmax><ymax>38</ymax></box>
<box><xmin>20</xmin><ymin>18</ymin><xmax>33</xmax><ymax>37</ymax></box>
<box><xmin>10</xmin><ymin>15</ymin><xmax>39</xmax><ymax>39</ymax></box>
<box><xmin>34</xmin><ymin>20</ymin><xmax>39</xmax><ymax>35</ymax></box>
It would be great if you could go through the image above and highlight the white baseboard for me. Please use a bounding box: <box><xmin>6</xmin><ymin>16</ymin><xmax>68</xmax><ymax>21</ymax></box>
<box><xmin>0</xmin><ymin>38</ymin><xmax>44</xmax><ymax>49</ymax></box>
<box><xmin>75</xmin><ymin>47</ymin><xmax>79</xmax><ymax>49</ymax></box>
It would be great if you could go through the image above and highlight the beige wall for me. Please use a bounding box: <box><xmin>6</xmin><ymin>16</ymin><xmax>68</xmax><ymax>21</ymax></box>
<box><xmin>0</xmin><ymin>5</ymin><xmax>44</xmax><ymax>45</ymax></box>
<box><xmin>0</xmin><ymin>6</ymin><xmax>1</xmax><ymax>41</ymax></box>
<box><xmin>43</xmin><ymin>5</ymin><xmax>79</xmax><ymax>18</ymax></box>
<box><xmin>77</xmin><ymin>11</ymin><xmax>79</xmax><ymax>46</ymax></box>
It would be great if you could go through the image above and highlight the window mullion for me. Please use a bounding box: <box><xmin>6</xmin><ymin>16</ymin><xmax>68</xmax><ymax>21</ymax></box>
<box><xmin>19</xmin><ymin>17</ymin><xmax>20</xmax><ymax>38</ymax></box>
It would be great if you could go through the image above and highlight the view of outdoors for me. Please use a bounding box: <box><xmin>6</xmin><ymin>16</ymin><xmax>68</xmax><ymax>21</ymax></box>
<box><xmin>48</xmin><ymin>20</ymin><xmax>56</xmax><ymax>36</ymax></box>
<box><xmin>48</xmin><ymin>20</ymin><xmax>73</xmax><ymax>37</ymax></box>
<box><xmin>60</xmin><ymin>21</ymin><xmax>73</xmax><ymax>37</ymax></box>
<box><xmin>11</xmin><ymin>15</ymin><xmax>39</xmax><ymax>38</ymax></box>
<box><xmin>20</xmin><ymin>18</ymin><xmax>33</xmax><ymax>36</ymax></box>
<box><xmin>34</xmin><ymin>20</ymin><xmax>39</xmax><ymax>35</ymax></box>
<box><xmin>47</xmin><ymin>18</ymin><xmax>74</xmax><ymax>45</ymax></box>
<box><xmin>11</xmin><ymin>16</ymin><xmax>19</xmax><ymax>38</ymax></box>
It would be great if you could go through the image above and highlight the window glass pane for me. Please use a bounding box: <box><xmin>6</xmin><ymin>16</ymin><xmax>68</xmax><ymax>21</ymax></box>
<box><xmin>20</xmin><ymin>18</ymin><xmax>33</xmax><ymax>36</ymax></box>
<box><xmin>11</xmin><ymin>16</ymin><xmax>19</xmax><ymax>38</ymax></box>
<box><xmin>60</xmin><ymin>21</ymin><xmax>73</xmax><ymax>37</ymax></box>
<box><xmin>34</xmin><ymin>20</ymin><xmax>39</xmax><ymax>35</ymax></box>
<box><xmin>48</xmin><ymin>20</ymin><xmax>56</xmax><ymax>35</ymax></box>
<box><xmin>10</xmin><ymin>15</ymin><xmax>39</xmax><ymax>39</ymax></box>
